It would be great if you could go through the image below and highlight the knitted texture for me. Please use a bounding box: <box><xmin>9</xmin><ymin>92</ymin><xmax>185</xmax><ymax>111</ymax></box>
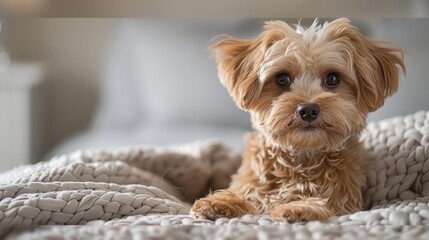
<box><xmin>1</xmin><ymin>111</ymin><xmax>429</xmax><ymax>239</ymax></box>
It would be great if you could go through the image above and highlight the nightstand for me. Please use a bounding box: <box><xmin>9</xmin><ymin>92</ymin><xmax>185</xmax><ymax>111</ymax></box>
<box><xmin>0</xmin><ymin>63</ymin><xmax>46</xmax><ymax>172</ymax></box>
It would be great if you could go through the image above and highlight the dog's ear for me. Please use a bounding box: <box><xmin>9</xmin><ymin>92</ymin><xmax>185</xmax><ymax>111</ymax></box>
<box><xmin>210</xmin><ymin>21</ymin><xmax>293</xmax><ymax>110</ymax></box>
<box><xmin>324</xmin><ymin>18</ymin><xmax>406</xmax><ymax>112</ymax></box>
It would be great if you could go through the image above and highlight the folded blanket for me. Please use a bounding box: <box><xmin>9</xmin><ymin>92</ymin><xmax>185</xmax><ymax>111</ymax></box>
<box><xmin>1</xmin><ymin>111</ymin><xmax>428</xmax><ymax>239</ymax></box>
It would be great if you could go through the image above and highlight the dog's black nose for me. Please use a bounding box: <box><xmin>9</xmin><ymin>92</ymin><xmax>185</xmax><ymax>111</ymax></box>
<box><xmin>297</xmin><ymin>103</ymin><xmax>320</xmax><ymax>122</ymax></box>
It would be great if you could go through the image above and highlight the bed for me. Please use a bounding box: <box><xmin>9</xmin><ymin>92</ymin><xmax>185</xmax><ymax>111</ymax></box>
<box><xmin>1</xmin><ymin>111</ymin><xmax>429</xmax><ymax>239</ymax></box>
<box><xmin>1</xmin><ymin>20</ymin><xmax>429</xmax><ymax>239</ymax></box>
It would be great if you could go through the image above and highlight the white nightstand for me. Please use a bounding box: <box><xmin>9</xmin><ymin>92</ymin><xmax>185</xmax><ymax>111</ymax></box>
<box><xmin>0</xmin><ymin>63</ymin><xmax>46</xmax><ymax>172</ymax></box>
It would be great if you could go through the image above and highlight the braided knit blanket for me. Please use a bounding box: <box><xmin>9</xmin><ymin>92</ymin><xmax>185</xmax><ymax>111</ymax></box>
<box><xmin>1</xmin><ymin>111</ymin><xmax>429</xmax><ymax>239</ymax></box>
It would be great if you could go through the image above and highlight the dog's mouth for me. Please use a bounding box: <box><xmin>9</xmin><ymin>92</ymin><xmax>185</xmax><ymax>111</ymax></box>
<box><xmin>303</xmin><ymin>124</ymin><xmax>316</xmax><ymax>131</ymax></box>
<box><xmin>300</xmin><ymin>123</ymin><xmax>334</xmax><ymax>132</ymax></box>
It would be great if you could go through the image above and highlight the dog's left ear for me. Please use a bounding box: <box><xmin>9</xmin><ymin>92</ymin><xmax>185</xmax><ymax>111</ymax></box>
<box><xmin>324</xmin><ymin>18</ymin><xmax>406</xmax><ymax>112</ymax></box>
<box><xmin>210</xmin><ymin>21</ymin><xmax>294</xmax><ymax>110</ymax></box>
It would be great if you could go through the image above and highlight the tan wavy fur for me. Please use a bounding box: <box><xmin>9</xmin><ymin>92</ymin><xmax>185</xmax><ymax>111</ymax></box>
<box><xmin>190</xmin><ymin>18</ymin><xmax>405</xmax><ymax>222</ymax></box>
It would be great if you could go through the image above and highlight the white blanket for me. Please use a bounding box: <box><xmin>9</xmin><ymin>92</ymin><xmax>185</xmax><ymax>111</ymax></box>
<box><xmin>1</xmin><ymin>111</ymin><xmax>429</xmax><ymax>239</ymax></box>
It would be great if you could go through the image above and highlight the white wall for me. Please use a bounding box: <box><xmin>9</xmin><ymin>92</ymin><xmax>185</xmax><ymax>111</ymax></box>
<box><xmin>2</xmin><ymin>19</ymin><xmax>113</xmax><ymax>153</ymax></box>
<box><xmin>365</xmin><ymin>19</ymin><xmax>429</xmax><ymax>121</ymax></box>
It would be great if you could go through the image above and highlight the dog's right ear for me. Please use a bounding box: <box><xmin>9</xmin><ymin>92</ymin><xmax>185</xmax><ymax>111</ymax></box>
<box><xmin>210</xmin><ymin>21</ymin><xmax>292</xmax><ymax>110</ymax></box>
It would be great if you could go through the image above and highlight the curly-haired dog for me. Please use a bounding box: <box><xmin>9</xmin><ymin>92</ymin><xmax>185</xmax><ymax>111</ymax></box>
<box><xmin>190</xmin><ymin>18</ymin><xmax>405</xmax><ymax>222</ymax></box>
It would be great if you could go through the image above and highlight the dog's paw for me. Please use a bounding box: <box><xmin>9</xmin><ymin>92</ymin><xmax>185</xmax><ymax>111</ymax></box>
<box><xmin>271</xmin><ymin>205</ymin><xmax>308</xmax><ymax>222</ymax></box>
<box><xmin>271</xmin><ymin>201</ymin><xmax>331</xmax><ymax>223</ymax></box>
<box><xmin>190</xmin><ymin>199</ymin><xmax>232</xmax><ymax>220</ymax></box>
<box><xmin>190</xmin><ymin>192</ymin><xmax>256</xmax><ymax>220</ymax></box>
<box><xmin>190</xmin><ymin>198</ymin><xmax>247</xmax><ymax>220</ymax></box>
<box><xmin>190</xmin><ymin>199</ymin><xmax>221</xmax><ymax>220</ymax></box>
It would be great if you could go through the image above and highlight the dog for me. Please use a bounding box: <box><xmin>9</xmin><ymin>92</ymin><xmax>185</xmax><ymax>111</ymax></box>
<box><xmin>190</xmin><ymin>18</ymin><xmax>405</xmax><ymax>222</ymax></box>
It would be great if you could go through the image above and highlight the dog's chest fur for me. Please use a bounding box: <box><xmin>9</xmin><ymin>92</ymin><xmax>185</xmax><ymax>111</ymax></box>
<box><xmin>229</xmin><ymin>132</ymin><xmax>367</xmax><ymax>215</ymax></box>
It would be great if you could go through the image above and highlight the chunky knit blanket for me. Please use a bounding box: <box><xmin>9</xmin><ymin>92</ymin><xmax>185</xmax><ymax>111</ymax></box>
<box><xmin>1</xmin><ymin>111</ymin><xmax>429</xmax><ymax>239</ymax></box>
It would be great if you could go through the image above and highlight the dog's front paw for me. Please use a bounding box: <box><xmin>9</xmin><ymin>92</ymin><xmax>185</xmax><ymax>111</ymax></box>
<box><xmin>190</xmin><ymin>199</ymin><xmax>222</xmax><ymax>220</ymax></box>
<box><xmin>190</xmin><ymin>191</ymin><xmax>256</xmax><ymax>220</ymax></box>
<box><xmin>190</xmin><ymin>198</ymin><xmax>246</xmax><ymax>220</ymax></box>
<box><xmin>271</xmin><ymin>201</ymin><xmax>332</xmax><ymax>223</ymax></box>
<box><xmin>271</xmin><ymin>204</ymin><xmax>309</xmax><ymax>222</ymax></box>
<box><xmin>190</xmin><ymin>198</ymin><xmax>234</xmax><ymax>220</ymax></box>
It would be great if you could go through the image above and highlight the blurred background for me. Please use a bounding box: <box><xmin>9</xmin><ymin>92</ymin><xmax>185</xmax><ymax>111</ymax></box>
<box><xmin>0</xmin><ymin>17</ymin><xmax>428</xmax><ymax>171</ymax></box>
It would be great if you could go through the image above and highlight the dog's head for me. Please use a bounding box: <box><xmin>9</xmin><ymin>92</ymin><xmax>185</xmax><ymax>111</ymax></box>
<box><xmin>211</xmin><ymin>18</ymin><xmax>405</xmax><ymax>151</ymax></box>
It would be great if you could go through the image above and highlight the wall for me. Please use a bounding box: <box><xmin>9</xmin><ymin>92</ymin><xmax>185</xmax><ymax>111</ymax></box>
<box><xmin>366</xmin><ymin>19</ymin><xmax>429</xmax><ymax>121</ymax></box>
<box><xmin>2</xmin><ymin>19</ymin><xmax>113</xmax><ymax>154</ymax></box>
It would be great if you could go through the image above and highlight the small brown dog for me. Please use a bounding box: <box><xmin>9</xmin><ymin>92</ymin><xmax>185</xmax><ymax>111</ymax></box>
<box><xmin>190</xmin><ymin>18</ymin><xmax>405</xmax><ymax>222</ymax></box>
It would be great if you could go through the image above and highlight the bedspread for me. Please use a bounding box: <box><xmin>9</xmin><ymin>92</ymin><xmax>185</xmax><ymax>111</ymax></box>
<box><xmin>1</xmin><ymin>111</ymin><xmax>429</xmax><ymax>239</ymax></box>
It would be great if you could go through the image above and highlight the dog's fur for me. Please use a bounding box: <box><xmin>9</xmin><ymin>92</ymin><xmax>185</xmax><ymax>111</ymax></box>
<box><xmin>190</xmin><ymin>18</ymin><xmax>405</xmax><ymax>222</ymax></box>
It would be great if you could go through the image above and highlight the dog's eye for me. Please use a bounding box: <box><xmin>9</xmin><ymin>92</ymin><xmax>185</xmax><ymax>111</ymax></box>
<box><xmin>325</xmin><ymin>73</ymin><xmax>340</xmax><ymax>88</ymax></box>
<box><xmin>276</xmin><ymin>73</ymin><xmax>292</xmax><ymax>87</ymax></box>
